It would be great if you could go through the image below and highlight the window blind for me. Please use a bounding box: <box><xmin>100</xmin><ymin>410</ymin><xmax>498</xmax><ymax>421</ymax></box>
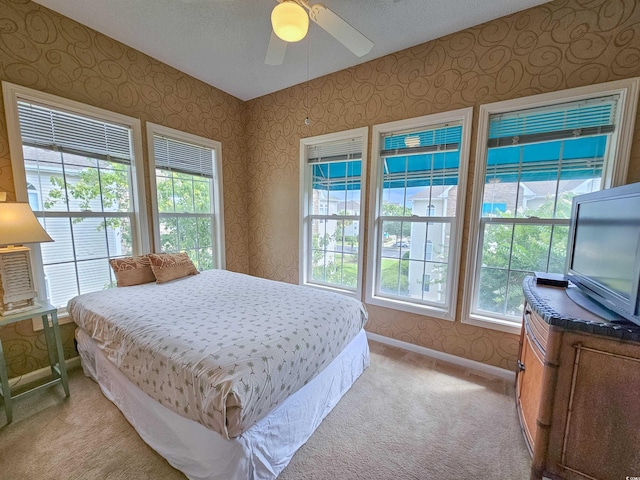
<box><xmin>17</xmin><ymin>101</ymin><xmax>132</xmax><ymax>163</ymax></box>
<box><xmin>488</xmin><ymin>95</ymin><xmax>618</xmax><ymax>148</ymax></box>
<box><xmin>307</xmin><ymin>137</ymin><xmax>362</xmax><ymax>164</ymax></box>
<box><xmin>484</xmin><ymin>96</ymin><xmax>619</xmax><ymax>183</ymax></box>
<box><xmin>153</xmin><ymin>134</ymin><xmax>214</xmax><ymax>178</ymax></box>
<box><xmin>381</xmin><ymin>124</ymin><xmax>461</xmax><ymax>156</ymax></box>
<box><xmin>310</xmin><ymin>136</ymin><xmax>363</xmax><ymax>191</ymax></box>
<box><xmin>381</xmin><ymin>124</ymin><xmax>463</xmax><ymax>189</ymax></box>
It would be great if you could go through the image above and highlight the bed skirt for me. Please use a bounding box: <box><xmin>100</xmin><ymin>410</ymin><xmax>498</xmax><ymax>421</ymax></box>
<box><xmin>75</xmin><ymin>327</ymin><xmax>370</xmax><ymax>480</ymax></box>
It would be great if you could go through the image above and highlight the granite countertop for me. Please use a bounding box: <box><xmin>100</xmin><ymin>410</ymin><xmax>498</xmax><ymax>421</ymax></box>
<box><xmin>523</xmin><ymin>276</ymin><xmax>640</xmax><ymax>343</ymax></box>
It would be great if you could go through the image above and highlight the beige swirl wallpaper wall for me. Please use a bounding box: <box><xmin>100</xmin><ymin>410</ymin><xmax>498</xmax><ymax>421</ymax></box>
<box><xmin>245</xmin><ymin>0</ymin><xmax>640</xmax><ymax>370</ymax></box>
<box><xmin>0</xmin><ymin>0</ymin><xmax>248</xmax><ymax>377</ymax></box>
<box><xmin>1</xmin><ymin>0</ymin><xmax>639</xmax><ymax>376</ymax></box>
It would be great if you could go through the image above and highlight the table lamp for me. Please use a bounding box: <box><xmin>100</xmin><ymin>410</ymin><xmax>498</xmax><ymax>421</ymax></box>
<box><xmin>0</xmin><ymin>201</ymin><xmax>53</xmax><ymax>316</ymax></box>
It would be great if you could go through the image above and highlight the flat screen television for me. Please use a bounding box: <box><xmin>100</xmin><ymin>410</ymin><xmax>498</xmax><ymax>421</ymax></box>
<box><xmin>566</xmin><ymin>182</ymin><xmax>640</xmax><ymax>327</ymax></box>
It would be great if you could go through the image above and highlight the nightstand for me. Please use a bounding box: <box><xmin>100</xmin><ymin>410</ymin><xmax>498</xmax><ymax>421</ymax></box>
<box><xmin>0</xmin><ymin>303</ymin><xmax>70</xmax><ymax>423</ymax></box>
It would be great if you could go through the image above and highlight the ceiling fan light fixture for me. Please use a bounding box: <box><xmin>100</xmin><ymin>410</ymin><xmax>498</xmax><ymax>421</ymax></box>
<box><xmin>271</xmin><ymin>1</ymin><xmax>309</xmax><ymax>43</ymax></box>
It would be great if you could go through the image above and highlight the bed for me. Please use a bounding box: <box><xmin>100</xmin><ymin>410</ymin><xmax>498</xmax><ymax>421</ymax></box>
<box><xmin>68</xmin><ymin>269</ymin><xmax>369</xmax><ymax>480</ymax></box>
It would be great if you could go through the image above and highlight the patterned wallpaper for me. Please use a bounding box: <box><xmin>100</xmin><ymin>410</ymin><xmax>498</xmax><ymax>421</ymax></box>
<box><xmin>1</xmin><ymin>0</ymin><xmax>639</xmax><ymax>377</ymax></box>
<box><xmin>0</xmin><ymin>0</ymin><xmax>248</xmax><ymax>376</ymax></box>
<box><xmin>245</xmin><ymin>0</ymin><xmax>640</xmax><ymax>370</ymax></box>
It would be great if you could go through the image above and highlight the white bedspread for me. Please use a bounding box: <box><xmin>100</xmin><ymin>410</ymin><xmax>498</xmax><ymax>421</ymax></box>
<box><xmin>67</xmin><ymin>269</ymin><xmax>367</xmax><ymax>439</ymax></box>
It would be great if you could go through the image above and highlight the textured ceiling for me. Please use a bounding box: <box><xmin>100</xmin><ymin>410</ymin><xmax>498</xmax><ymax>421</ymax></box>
<box><xmin>32</xmin><ymin>0</ymin><xmax>550</xmax><ymax>101</ymax></box>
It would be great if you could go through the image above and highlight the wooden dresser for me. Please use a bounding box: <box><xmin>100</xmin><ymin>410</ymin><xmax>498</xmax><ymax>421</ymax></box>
<box><xmin>517</xmin><ymin>277</ymin><xmax>640</xmax><ymax>480</ymax></box>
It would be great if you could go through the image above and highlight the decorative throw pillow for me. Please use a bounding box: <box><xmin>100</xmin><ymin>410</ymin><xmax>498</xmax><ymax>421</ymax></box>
<box><xmin>148</xmin><ymin>252</ymin><xmax>199</xmax><ymax>284</ymax></box>
<box><xmin>109</xmin><ymin>255</ymin><xmax>156</xmax><ymax>287</ymax></box>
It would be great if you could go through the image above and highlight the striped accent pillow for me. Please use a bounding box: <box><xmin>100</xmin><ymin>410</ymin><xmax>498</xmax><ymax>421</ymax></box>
<box><xmin>148</xmin><ymin>252</ymin><xmax>199</xmax><ymax>283</ymax></box>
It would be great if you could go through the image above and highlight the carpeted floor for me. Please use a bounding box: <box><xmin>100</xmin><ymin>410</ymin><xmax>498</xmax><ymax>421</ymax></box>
<box><xmin>0</xmin><ymin>341</ymin><xmax>531</xmax><ymax>479</ymax></box>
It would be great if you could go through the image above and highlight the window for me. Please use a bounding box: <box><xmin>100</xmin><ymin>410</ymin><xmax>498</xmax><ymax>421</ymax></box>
<box><xmin>366</xmin><ymin>109</ymin><xmax>473</xmax><ymax>319</ymax></box>
<box><xmin>425</xmin><ymin>240</ymin><xmax>433</xmax><ymax>261</ymax></box>
<box><xmin>300</xmin><ymin>128</ymin><xmax>368</xmax><ymax>296</ymax></box>
<box><xmin>464</xmin><ymin>78</ymin><xmax>640</xmax><ymax>333</ymax></box>
<box><xmin>147</xmin><ymin>123</ymin><xmax>225</xmax><ymax>270</ymax></box>
<box><xmin>2</xmin><ymin>82</ymin><xmax>148</xmax><ymax>314</ymax></box>
<box><xmin>27</xmin><ymin>183</ymin><xmax>39</xmax><ymax>211</ymax></box>
<box><xmin>422</xmin><ymin>274</ymin><xmax>431</xmax><ymax>292</ymax></box>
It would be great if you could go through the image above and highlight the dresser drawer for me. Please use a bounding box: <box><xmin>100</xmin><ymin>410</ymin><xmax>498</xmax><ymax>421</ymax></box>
<box><xmin>524</xmin><ymin>303</ymin><xmax>549</xmax><ymax>354</ymax></box>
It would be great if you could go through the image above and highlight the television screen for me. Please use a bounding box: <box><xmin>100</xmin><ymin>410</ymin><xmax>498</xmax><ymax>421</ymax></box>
<box><xmin>571</xmin><ymin>196</ymin><xmax>640</xmax><ymax>301</ymax></box>
<box><xmin>567</xmin><ymin>182</ymin><xmax>640</xmax><ymax>326</ymax></box>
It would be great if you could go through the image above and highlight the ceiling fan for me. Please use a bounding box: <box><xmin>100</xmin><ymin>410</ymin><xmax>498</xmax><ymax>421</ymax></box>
<box><xmin>265</xmin><ymin>0</ymin><xmax>374</xmax><ymax>65</ymax></box>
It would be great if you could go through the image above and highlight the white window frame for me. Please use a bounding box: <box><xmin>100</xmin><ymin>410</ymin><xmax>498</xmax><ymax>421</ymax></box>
<box><xmin>146</xmin><ymin>123</ymin><xmax>226</xmax><ymax>269</ymax></box>
<box><xmin>2</xmin><ymin>81</ymin><xmax>149</xmax><ymax>329</ymax></box>
<box><xmin>463</xmin><ymin>78</ymin><xmax>640</xmax><ymax>335</ymax></box>
<box><xmin>299</xmin><ymin>127</ymin><xmax>368</xmax><ymax>299</ymax></box>
<box><xmin>366</xmin><ymin>108</ymin><xmax>473</xmax><ymax>320</ymax></box>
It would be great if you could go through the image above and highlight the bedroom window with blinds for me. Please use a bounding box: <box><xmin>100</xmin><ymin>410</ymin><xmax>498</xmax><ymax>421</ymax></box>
<box><xmin>366</xmin><ymin>109</ymin><xmax>473</xmax><ymax>320</ymax></box>
<box><xmin>2</xmin><ymin>82</ymin><xmax>148</xmax><ymax>312</ymax></box>
<box><xmin>147</xmin><ymin>123</ymin><xmax>225</xmax><ymax>270</ymax></box>
<box><xmin>464</xmin><ymin>79</ymin><xmax>640</xmax><ymax>333</ymax></box>
<box><xmin>300</xmin><ymin>128</ymin><xmax>368</xmax><ymax>297</ymax></box>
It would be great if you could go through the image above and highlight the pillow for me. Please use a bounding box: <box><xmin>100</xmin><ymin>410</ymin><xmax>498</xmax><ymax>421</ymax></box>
<box><xmin>109</xmin><ymin>255</ymin><xmax>156</xmax><ymax>287</ymax></box>
<box><xmin>148</xmin><ymin>252</ymin><xmax>199</xmax><ymax>284</ymax></box>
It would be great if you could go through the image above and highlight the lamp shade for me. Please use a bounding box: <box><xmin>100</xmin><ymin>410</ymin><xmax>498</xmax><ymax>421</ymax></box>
<box><xmin>271</xmin><ymin>1</ymin><xmax>309</xmax><ymax>43</ymax></box>
<box><xmin>0</xmin><ymin>202</ymin><xmax>53</xmax><ymax>246</ymax></box>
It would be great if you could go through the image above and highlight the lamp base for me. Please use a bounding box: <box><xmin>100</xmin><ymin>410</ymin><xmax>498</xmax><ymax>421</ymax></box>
<box><xmin>0</xmin><ymin>246</ymin><xmax>42</xmax><ymax>317</ymax></box>
<box><xmin>0</xmin><ymin>298</ymin><xmax>42</xmax><ymax>316</ymax></box>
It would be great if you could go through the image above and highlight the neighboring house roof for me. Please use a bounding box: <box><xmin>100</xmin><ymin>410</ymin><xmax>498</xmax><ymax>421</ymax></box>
<box><xmin>410</xmin><ymin>185</ymin><xmax>453</xmax><ymax>201</ymax></box>
<box><xmin>337</xmin><ymin>200</ymin><xmax>360</xmax><ymax>211</ymax></box>
<box><xmin>316</xmin><ymin>190</ymin><xmax>340</xmax><ymax>203</ymax></box>
<box><xmin>521</xmin><ymin>179</ymin><xmax>586</xmax><ymax>197</ymax></box>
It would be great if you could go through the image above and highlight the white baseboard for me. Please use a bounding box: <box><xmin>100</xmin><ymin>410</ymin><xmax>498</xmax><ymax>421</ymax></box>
<box><xmin>8</xmin><ymin>355</ymin><xmax>82</xmax><ymax>389</ymax></box>
<box><xmin>366</xmin><ymin>331</ymin><xmax>515</xmax><ymax>381</ymax></box>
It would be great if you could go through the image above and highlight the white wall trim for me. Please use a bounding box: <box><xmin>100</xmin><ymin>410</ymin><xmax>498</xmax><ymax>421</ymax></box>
<box><xmin>146</xmin><ymin>122</ymin><xmax>226</xmax><ymax>269</ymax></box>
<box><xmin>1</xmin><ymin>81</ymin><xmax>150</xmax><ymax>255</ymax></box>
<box><xmin>1</xmin><ymin>81</ymin><xmax>151</xmax><ymax>330</ymax></box>
<box><xmin>8</xmin><ymin>356</ymin><xmax>81</xmax><ymax>388</ymax></box>
<box><xmin>299</xmin><ymin>127</ymin><xmax>369</xmax><ymax>299</ymax></box>
<box><xmin>366</xmin><ymin>331</ymin><xmax>515</xmax><ymax>381</ymax></box>
<box><xmin>366</xmin><ymin>108</ymin><xmax>474</xmax><ymax>321</ymax></box>
<box><xmin>461</xmin><ymin>77</ymin><xmax>640</xmax><ymax>334</ymax></box>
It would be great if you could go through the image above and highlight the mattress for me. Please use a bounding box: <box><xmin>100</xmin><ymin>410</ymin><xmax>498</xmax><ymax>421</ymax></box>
<box><xmin>76</xmin><ymin>327</ymin><xmax>370</xmax><ymax>480</ymax></box>
<box><xmin>67</xmin><ymin>269</ymin><xmax>368</xmax><ymax>438</ymax></box>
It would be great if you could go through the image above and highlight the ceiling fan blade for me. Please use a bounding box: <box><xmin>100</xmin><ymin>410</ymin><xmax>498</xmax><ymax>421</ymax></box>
<box><xmin>308</xmin><ymin>4</ymin><xmax>373</xmax><ymax>57</ymax></box>
<box><xmin>265</xmin><ymin>31</ymin><xmax>288</xmax><ymax>65</ymax></box>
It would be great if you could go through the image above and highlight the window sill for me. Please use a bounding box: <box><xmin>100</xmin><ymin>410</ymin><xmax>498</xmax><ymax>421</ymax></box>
<box><xmin>365</xmin><ymin>294</ymin><xmax>454</xmax><ymax>321</ymax></box>
<box><xmin>462</xmin><ymin>313</ymin><xmax>522</xmax><ymax>335</ymax></box>
<box><xmin>301</xmin><ymin>282</ymin><xmax>361</xmax><ymax>300</ymax></box>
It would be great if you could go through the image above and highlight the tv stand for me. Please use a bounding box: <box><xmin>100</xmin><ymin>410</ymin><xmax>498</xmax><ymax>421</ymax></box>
<box><xmin>564</xmin><ymin>285</ymin><xmax>624</xmax><ymax>323</ymax></box>
<box><xmin>517</xmin><ymin>277</ymin><xmax>640</xmax><ymax>480</ymax></box>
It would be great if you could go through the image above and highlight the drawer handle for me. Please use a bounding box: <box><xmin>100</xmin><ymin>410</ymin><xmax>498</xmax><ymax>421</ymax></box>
<box><xmin>517</xmin><ymin>360</ymin><xmax>525</xmax><ymax>372</ymax></box>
